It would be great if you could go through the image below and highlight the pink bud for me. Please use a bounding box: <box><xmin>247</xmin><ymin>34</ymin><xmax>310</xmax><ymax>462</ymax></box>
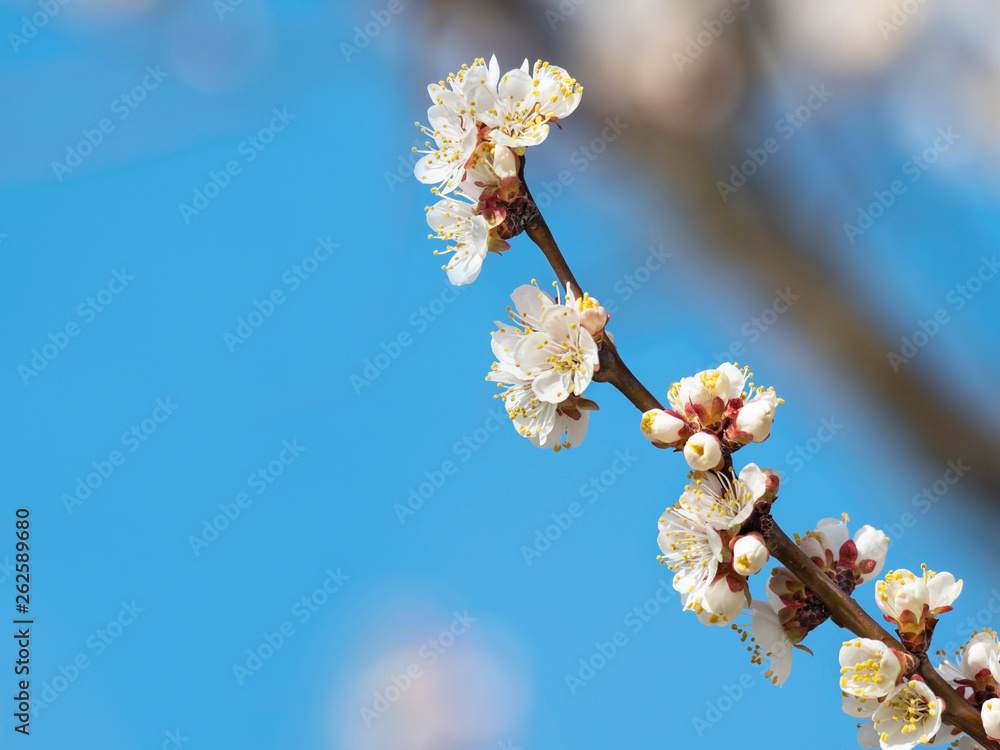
<box><xmin>759</xmin><ymin>469</ymin><xmax>781</xmax><ymax>505</ymax></box>
<box><xmin>579</xmin><ymin>306</ymin><xmax>609</xmax><ymax>337</ymax></box>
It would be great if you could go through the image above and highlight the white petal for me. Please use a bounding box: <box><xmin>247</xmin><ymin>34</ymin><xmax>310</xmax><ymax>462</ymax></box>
<box><xmin>926</xmin><ymin>571</ymin><xmax>962</xmax><ymax>612</ymax></box>
<box><xmin>531</xmin><ymin>368</ymin><xmax>572</xmax><ymax>404</ymax></box>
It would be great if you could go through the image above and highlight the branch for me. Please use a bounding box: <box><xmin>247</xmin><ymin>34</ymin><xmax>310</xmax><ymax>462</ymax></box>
<box><xmin>521</xmin><ymin>194</ymin><xmax>999</xmax><ymax>750</ymax></box>
<box><xmin>763</xmin><ymin>523</ymin><xmax>893</xmax><ymax>641</ymax></box>
<box><xmin>524</xmin><ymin>211</ymin><xmax>663</xmax><ymax>413</ymax></box>
<box><xmin>765</xmin><ymin>523</ymin><xmax>998</xmax><ymax>750</ymax></box>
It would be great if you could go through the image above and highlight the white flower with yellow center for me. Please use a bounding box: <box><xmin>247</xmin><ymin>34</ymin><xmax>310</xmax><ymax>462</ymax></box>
<box><xmin>459</xmin><ymin>142</ymin><xmax>519</xmax><ymax>203</ymax></box>
<box><xmin>639</xmin><ymin>408</ymin><xmax>691</xmax><ymax>448</ymax></box>
<box><xmin>474</xmin><ymin>59</ymin><xmax>583</xmax><ymax>148</ymax></box>
<box><xmin>840</xmin><ymin>638</ymin><xmax>903</xmax><ymax>699</ymax></box>
<box><xmin>414</xmin><ymin>104</ymin><xmax>479</xmax><ymax>196</ymax></box>
<box><xmin>876</xmin><ymin>568</ymin><xmax>963</xmax><ymax>628</ymax></box>
<box><xmin>657</xmin><ymin>494</ymin><xmax>724</xmax><ymax>613</ymax></box>
<box><xmin>735</xmin><ymin>389</ymin><xmax>779</xmax><ymax>442</ymax></box>
<box><xmin>683</xmin><ymin>464</ymin><xmax>768</xmax><ymax>530</ymax></box>
<box><xmin>682</xmin><ymin>431</ymin><xmax>723</xmax><ymax>471</ymax></box>
<box><xmin>732</xmin><ymin>534</ymin><xmax>768</xmax><ymax>577</ymax></box>
<box><xmin>414</xmin><ymin>58</ymin><xmax>504</xmax><ymax>195</ymax></box>
<box><xmin>425</xmin><ymin>198</ymin><xmax>489</xmax><ymax>286</ymax></box>
<box><xmin>656</xmin><ymin>464</ymin><xmax>768</xmax><ymax>625</ymax></box>
<box><xmin>871</xmin><ymin>679</ymin><xmax>944</xmax><ymax>749</ymax></box>
<box><xmin>446</xmin><ymin>55</ymin><xmax>502</xmax><ymax>99</ymax></box>
<box><xmin>486</xmin><ymin>282</ymin><xmax>599</xmax><ymax>450</ymax></box>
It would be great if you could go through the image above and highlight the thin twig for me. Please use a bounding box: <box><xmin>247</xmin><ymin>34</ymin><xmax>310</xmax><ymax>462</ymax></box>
<box><xmin>524</xmin><ymin>213</ymin><xmax>663</xmax><ymax>413</ymax></box>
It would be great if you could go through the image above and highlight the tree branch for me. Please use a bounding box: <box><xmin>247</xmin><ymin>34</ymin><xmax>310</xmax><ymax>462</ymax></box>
<box><xmin>765</xmin><ymin>523</ymin><xmax>998</xmax><ymax>750</ymax></box>
<box><xmin>524</xmin><ymin>212</ymin><xmax>663</xmax><ymax>413</ymax></box>
<box><xmin>520</xmin><ymin>194</ymin><xmax>999</xmax><ymax>750</ymax></box>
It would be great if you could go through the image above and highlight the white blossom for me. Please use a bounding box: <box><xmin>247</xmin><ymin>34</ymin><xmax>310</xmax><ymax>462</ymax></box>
<box><xmin>749</xmin><ymin>599</ymin><xmax>795</xmax><ymax>686</ymax></box>
<box><xmin>426</xmin><ymin>198</ymin><xmax>490</xmax><ymax>285</ymax></box>
<box><xmin>459</xmin><ymin>142</ymin><xmax>519</xmax><ymax>203</ymax></box>
<box><xmin>639</xmin><ymin>408</ymin><xmax>690</xmax><ymax>448</ymax></box>
<box><xmin>839</xmin><ymin>638</ymin><xmax>903</xmax><ymax>699</ymax></box>
<box><xmin>735</xmin><ymin>392</ymin><xmax>777</xmax><ymax>442</ymax></box>
<box><xmin>870</xmin><ymin>680</ymin><xmax>944</xmax><ymax>749</ymax></box>
<box><xmin>486</xmin><ymin>283</ymin><xmax>599</xmax><ymax>450</ymax></box>
<box><xmin>982</xmin><ymin>699</ymin><xmax>1000</xmax><ymax>741</ymax></box>
<box><xmin>414</xmin><ymin>104</ymin><xmax>479</xmax><ymax>196</ymax></box>
<box><xmin>668</xmin><ymin>362</ymin><xmax>746</xmax><ymax>427</ymax></box>
<box><xmin>697</xmin><ymin>577</ymin><xmax>745</xmax><ymax>625</ymax></box>
<box><xmin>937</xmin><ymin>629</ymin><xmax>1000</xmax><ymax>704</ymax></box>
<box><xmin>797</xmin><ymin>516</ymin><xmax>889</xmax><ymax>584</ymax></box>
<box><xmin>876</xmin><ymin>568</ymin><xmax>963</xmax><ymax>627</ymax></box>
<box><xmin>853</xmin><ymin>524</ymin><xmax>891</xmax><ymax>583</ymax></box>
<box><xmin>474</xmin><ymin>60</ymin><xmax>583</xmax><ymax>148</ymax></box>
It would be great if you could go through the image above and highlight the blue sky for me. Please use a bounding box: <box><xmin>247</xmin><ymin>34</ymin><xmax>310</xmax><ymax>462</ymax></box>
<box><xmin>1</xmin><ymin>1</ymin><xmax>999</xmax><ymax>748</ymax></box>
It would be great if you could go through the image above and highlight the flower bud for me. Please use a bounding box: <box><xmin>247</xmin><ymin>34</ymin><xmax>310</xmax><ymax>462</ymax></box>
<box><xmin>759</xmin><ymin>468</ymin><xmax>781</xmax><ymax>505</ymax></box>
<box><xmin>697</xmin><ymin>576</ymin><xmax>746</xmax><ymax>626</ymax></box>
<box><xmin>580</xmin><ymin>307</ymin><xmax>609</xmax><ymax>337</ymax></box>
<box><xmin>732</xmin><ymin>534</ymin><xmax>769</xmax><ymax>577</ymax></box>
<box><xmin>964</xmin><ymin>633</ymin><xmax>998</xmax><ymax>677</ymax></box>
<box><xmin>640</xmin><ymin>409</ymin><xmax>691</xmax><ymax>448</ymax></box>
<box><xmin>735</xmin><ymin>399</ymin><xmax>775</xmax><ymax>442</ymax></box>
<box><xmin>852</xmin><ymin>525</ymin><xmax>888</xmax><ymax>583</ymax></box>
<box><xmin>983</xmin><ymin>699</ymin><xmax>1000</xmax><ymax>740</ymax></box>
<box><xmin>683</xmin><ymin>432</ymin><xmax>723</xmax><ymax>471</ymax></box>
<box><xmin>569</xmin><ymin>289</ymin><xmax>609</xmax><ymax>337</ymax></box>
<box><xmin>894</xmin><ymin>580</ymin><xmax>930</xmax><ymax>616</ymax></box>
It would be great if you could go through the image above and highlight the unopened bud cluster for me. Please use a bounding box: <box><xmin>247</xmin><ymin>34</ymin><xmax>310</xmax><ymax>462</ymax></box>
<box><xmin>640</xmin><ymin>363</ymin><xmax>781</xmax><ymax>471</ymax></box>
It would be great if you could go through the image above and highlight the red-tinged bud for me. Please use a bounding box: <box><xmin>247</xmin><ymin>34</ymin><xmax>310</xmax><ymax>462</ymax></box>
<box><xmin>758</xmin><ymin>468</ymin><xmax>781</xmax><ymax>506</ymax></box>
<box><xmin>640</xmin><ymin>409</ymin><xmax>691</xmax><ymax>449</ymax></box>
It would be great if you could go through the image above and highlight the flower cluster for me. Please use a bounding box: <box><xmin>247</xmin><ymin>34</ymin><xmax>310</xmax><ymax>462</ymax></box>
<box><xmin>748</xmin><ymin>516</ymin><xmax>889</xmax><ymax>685</ymax></box>
<box><xmin>413</xmin><ymin>57</ymin><xmax>994</xmax><ymax>750</ymax></box>
<box><xmin>643</xmin><ymin>362</ymin><xmax>890</xmax><ymax>693</ymax></box>
<box><xmin>656</xmin><ymin>464</ymin><xmax>775</xmax><ymax>626</ymax></box>
<box><xmin>939</xmin><ymin>629</ymin><xmax>1000</xmax><ymax>714</ymax></box>
<box><xmin>835</xmin><ymin>567</ymin><xmax>974</xmax><ymax>750</ymax></box>
<box><xmin>486</xmin><ymin>282</ymin><xmax>607</xmax><ymax>450</ymax></box>
<box><xmin>934</xmin><ymin>629</ymin><xmax>1000</xmax><ymax>748</ymax></box>
<box><xmin>640</xmin><ymin>363</ymin><xmax>782</xmax><ymax>471</ymax></box>
<box><xmin>415</xmin><ymin>56</ymin><xmax>583</xmax><ymax>285</ymax></box>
